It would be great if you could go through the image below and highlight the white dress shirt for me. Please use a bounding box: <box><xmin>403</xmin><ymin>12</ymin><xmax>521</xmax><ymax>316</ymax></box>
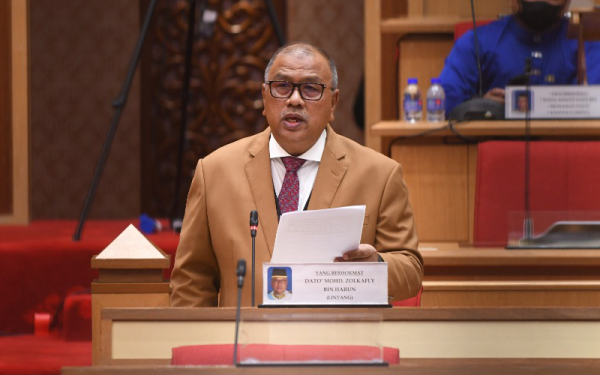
<box><xmin>269</xmin><ymin>130</ymin><xmax>326</xmax><ymax>212</ymax></box>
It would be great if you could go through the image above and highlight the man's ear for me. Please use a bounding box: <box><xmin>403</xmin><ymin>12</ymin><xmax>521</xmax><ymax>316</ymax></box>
<box><xmin>261</xmin><ymin>83</ymin><xmax>267</xmax><ymax>116</ymax></box>
<box><xmin>329</xmin><ymin>89</ymin><xmax>340</xmax><ymax>122</ymax></box>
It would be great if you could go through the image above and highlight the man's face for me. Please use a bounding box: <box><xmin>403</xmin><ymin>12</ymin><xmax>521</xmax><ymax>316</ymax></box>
<box><xmin>272</xmin><ymin>277</ymin><xmax>288</xmax><ymax>294</ymax></box>
<box><xmin>262</xmin><ymin>50</ymin><xmax>339</xmax><ymax>156</ymax></box>
<box><xmin>509</xmin><ymin>0</ymin><xmax>568</xmax><ymax>14</ymax></box>
<box><xmin>518</xmin><ymin>96</ymin><xmax>529</xmax><ymax>111</ymax></box>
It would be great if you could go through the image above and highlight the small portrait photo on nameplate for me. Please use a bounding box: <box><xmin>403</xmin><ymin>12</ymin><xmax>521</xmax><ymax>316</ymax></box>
<box><xmin>266</xmin><ymin>266</ymin><xmax>293</xmax><ymax>301</ymax></box>
<box><xmin>513</xmin><ymin>90</ymin><xmax>532</xmax><ymax>114</ymax></box>
<box><xmin>261</xmin><ymin>263</ymin><xmax>389</xmax><ymax>307</ymax></box>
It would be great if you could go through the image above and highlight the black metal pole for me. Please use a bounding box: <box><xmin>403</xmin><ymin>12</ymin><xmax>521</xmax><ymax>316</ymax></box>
<box><xmin>522</xmin><ymin>58</ymin><xmax>533</xmax><ymax>244</ymax></box>
<box><xmin>264</xmin><ymin>0</ymin><xmax>285</xmax><ymax>46</ymax></box>
<box><xmin>73</xmin><ymin>0</ymin><xmax>159</xmax><ymax>241</ymax></box>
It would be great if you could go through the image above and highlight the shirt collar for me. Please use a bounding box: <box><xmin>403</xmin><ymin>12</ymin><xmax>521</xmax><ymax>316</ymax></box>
<box><xmin>269</xmin><ymin>129</ymin><xmax>327</xmax><ymax>162</ymax></box>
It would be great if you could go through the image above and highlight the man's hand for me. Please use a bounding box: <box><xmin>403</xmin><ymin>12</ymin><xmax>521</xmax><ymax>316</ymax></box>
<box><xmin>334</xmin><ymin>244</ymin><xmax>380</xmax><ymax>262</ymax></box>
<box><xmin>483</xmin><ymin>87</ymin><xmax>505</xmax><ymax>103</ymax></box>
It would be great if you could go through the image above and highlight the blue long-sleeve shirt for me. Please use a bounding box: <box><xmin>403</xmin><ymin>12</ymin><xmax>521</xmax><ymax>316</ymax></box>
<box><xmin>439</xmin><ymin>16</ymin><xmax>600</xmax><ymax>115</ymax></box>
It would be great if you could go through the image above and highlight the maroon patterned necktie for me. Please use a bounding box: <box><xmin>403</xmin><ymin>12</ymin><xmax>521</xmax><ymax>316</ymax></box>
<box><xmin>279</xmin><ymin>157</ymin><xmax>306</xmax><ymax>214</ymax></box>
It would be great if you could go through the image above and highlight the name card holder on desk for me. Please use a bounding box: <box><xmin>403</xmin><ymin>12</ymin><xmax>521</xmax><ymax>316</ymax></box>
<box><xmin>505</xmin><ymin>85</ymin><xmax>600</xmax><ymax>119</ymax></box>
<box><xmin>260</xmin><ymin>262</ymin><xmax>389</xmax><ymax>307</ymax></box>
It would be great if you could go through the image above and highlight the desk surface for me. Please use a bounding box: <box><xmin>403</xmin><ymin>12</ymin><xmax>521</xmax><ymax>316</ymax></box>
<box><xmin>62</xmin><ymin>359</ymin><xmax>600</xmax><ymax>375</ymax></box>
<box><xmin>371</xmin><ymin>120</ymin><xmax>600</xmax><ymax>138</ymax></box>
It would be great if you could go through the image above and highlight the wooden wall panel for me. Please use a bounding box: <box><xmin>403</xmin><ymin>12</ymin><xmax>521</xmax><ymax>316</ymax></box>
<box><xmin>0</xmin><ymin>0</ymin><xmax>12</xmax><ymax>215</ymax></box>
<box><xmin>392</xmin><ymin>142</ymin><xmax>471</xmax><ymax>242</ymax></box>
<box><xmin>29</xmin><ymin>0</ymin><xmax>140</xmax><ymax>219</ymax></box>
<box><xmin>422</xmin><ymin>0</ymin><xmax>510</xmax><ymax>18</ymax></box>
<box><xmin>287</xmin><ymin>0</ymin><xmax>365</xmax><ymax>144</ymax></box>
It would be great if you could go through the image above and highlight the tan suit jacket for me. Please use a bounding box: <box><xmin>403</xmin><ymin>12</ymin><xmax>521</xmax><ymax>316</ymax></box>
<box><xmin>170</xmin><ymin>125</ymin><xmax>423</xmax><ymax>307</ymax></box>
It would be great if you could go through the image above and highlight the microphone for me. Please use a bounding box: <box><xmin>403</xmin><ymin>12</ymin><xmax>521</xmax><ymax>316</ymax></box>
<box><xmin>448</xmin><ymin>0</ymin><xmax>504</xmax><ymax>121</ymax></box>
<box><xmin>236</xmin><ymin>258</ymin><xmax>246</xmax><ymax>288</ymax></box>
<box><xmin>249</xmin><ymin>210</ymin><xmax>259</xmax><ymax>306</ymax></box>
<box><xmin>233</xmin><ymin>259</ymin><xmax>246</xmax><ymax>365</ymax></box>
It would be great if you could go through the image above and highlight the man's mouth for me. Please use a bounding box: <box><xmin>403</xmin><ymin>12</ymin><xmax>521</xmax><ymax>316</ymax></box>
<box><xmin>282</xmin><ymin>113</ymin><xmax>306</xmax><ymax>127</ymax></box>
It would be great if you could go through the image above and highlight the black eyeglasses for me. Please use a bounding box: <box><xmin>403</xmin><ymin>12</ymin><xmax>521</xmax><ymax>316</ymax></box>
<box><xmin>266</xmin><ymin>80</ymin><xmax>328</xmax><ymax>101</ymax></box>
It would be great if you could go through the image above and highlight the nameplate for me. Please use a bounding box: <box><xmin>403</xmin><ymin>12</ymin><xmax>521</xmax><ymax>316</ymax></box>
<box><xmin>261</xmin><ymin>263</ymin><xmax>388</xmax><ymax>306</ymax></box>
<box><xmin>505</xmin><ymin>85</ymin><xmax>600</xmax><ymax>119</ymax></box>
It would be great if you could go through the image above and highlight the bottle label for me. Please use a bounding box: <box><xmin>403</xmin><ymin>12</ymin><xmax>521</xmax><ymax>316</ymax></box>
<box><xmin>427</xmin><ymin>98</ymin><xmax>445</xmax><ymax>112</ymax></box>
<box><xmin>404</xmin><ymin>97</ymin><xmax>422</xmax><ymax>112</ymax></box>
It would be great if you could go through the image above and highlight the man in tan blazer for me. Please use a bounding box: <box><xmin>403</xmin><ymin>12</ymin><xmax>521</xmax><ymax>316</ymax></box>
<box><xmin>170</xmin><ymin>42</ymin><xmax>423</xmax><ymax>307</ymax></box>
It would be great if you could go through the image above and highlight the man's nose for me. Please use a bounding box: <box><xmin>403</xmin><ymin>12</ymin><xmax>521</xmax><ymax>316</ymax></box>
<box><xmin>286</xmin><ymin>87</ymin><xmax>305</xmax><ymax>106</ymax></box>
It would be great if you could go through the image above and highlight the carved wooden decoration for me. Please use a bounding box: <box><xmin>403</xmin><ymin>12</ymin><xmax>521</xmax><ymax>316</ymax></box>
<box><xmin>142</xmin><ymin>0</ymin><xmax>281</xmax><ymax>216</ymax></box>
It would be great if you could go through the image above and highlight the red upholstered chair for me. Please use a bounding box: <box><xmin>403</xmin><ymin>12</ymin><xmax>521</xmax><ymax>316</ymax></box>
<box><xmin>474</xmin><ymin>141</ymin><xmax>600</xmax><ymax>246</ymax></box>
<box><xmin>63</xmin><ymin>292</ymin><xmax>92</xmax><ymax>341</ymax></box>
<box><xmin>454</xmin><ymin>20</ymin><xmax>493</xmax><ymax>41</ymax></box>
<box><xmin>171</xmin><ymin>343</ymin><xmax>400</xmax><ymax>365</ymax></box>
<box><xmin>391</xmin><ymin>287</ymin><xmax>422</xmax><ymax>307</ymax></box>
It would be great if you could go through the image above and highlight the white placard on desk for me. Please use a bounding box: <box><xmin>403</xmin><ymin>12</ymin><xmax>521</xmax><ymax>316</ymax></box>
<box><xmin>505</xmin><ymin>85</ymin><xmax>600</xmax><ymax>119</ymax></box>
<box><xmin>261</xmin><ymin>262</ymin><xmax>388</xmax><ymax>306</ymax></box>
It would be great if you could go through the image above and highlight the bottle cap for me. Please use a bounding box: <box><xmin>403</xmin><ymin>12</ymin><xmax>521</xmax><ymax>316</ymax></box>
<box><xmin>431</xmin><ymin>78</ymin><xmax>441</xmax><ymax>84</ymax></box>
<box><xmin>407</xmin><ymin>78</ymin><xmax>418</xmax><ymax>84</ymax></box>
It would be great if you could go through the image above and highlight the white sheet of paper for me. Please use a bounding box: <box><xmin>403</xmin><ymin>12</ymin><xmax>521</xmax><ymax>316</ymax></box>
<box><xmin>270</xmin><ymin>205</ymin><xmax>366</xmax><ymax>263</ymax></box>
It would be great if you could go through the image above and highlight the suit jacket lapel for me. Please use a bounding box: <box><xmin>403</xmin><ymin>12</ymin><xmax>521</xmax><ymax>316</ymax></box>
<box><xmin>309</xmin><ymin>125</ymin><xmax>348</xmax><ymax>210</ymax></box>
<box><xmin>245</xmin><ymin>128</ymin><xmax>278</xmax><ymax>256</ymax></box>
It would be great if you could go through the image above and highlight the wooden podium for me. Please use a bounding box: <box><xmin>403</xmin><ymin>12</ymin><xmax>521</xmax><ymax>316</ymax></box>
<box><xmin>61</xmin><ymin>306</ymin><xmax>600</xmax><ymax>374</ymax></box>
<box><xmin>90</xmin><ymin>225</ymin><xmax>171</xmax><ymax>365</ymax></box>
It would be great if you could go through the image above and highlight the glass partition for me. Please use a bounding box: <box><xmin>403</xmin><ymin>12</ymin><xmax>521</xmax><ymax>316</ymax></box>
<box><xmin>236</xmin><ymin>312</ymin><xmax>387</xmax><ymax>366</ymax></box>
<box><xmin>507</xmin><ymin>211</ymin><xmax>600</xmax><ymax>249</ymax></box>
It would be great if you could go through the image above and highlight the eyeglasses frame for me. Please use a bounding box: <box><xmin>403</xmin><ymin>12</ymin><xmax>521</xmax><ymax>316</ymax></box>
<box><xmin>266</xmin><ymin>80</ymin><xmax>329</xmax><ymax>101</ymax></box>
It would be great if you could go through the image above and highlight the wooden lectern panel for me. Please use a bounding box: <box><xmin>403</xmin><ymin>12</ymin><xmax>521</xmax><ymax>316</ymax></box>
<box><xmin>97</xmin><ymin>307</ymin><xmax>600</xmax><ymax>365</ymax></box>
<box><xmin>422</xmin><ymin>280</ymin><xmax>600</xmax><ymax>307</ymax></box>
<box><xmin>392</xmin><ymin>142</ymin><xmax>476</xmax><ymax>242</ymax></box>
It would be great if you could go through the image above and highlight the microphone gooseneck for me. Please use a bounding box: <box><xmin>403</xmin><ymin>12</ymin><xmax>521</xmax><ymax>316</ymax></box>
<box><xmin>522</xmin><ymin>58</ymin><xmax>534</xmax><ymax>244</ymax></box>
<box><xmin>233</xmin><ymin>259</ymin><xmax>246</xmax><ymax>365</ymax></box>
<box><xmin>469</xmin><ymin>0</ymin><xmax>483</xmax><ymax>98</ymax></box>
<box><xmin>249</xmin><ymin>210</ymin><xmax>259</xmax><ymax>306</ymax></box>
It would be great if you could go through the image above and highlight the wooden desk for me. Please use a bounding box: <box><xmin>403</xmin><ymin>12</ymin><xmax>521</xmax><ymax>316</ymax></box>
<box><xmin>369</xmin><ymin>120</ymin><xmax>600</xmax><ymax>243</ymax></box>
<box><xmin>421</xmin><ymin>245</ymin><xmax>600</xmax><ymax>281</ymax></box>
<box><xmin>62</xmin><ymin>359</ymin><xmax>600</xmax><ymax>375</ymax></box>
<box><xmin>94</xmin><ymin>307</ymin><xmax>600</xmax><ymax>366</ymax></box>
<box><xmin>419</xmin><ymin>245</ymin><xmax>600</xmax><ymax>307</ymax></box>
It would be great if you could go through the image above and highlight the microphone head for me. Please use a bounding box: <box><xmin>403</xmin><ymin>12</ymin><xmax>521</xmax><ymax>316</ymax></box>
<box><xmin>250</xmin><ymin>210</ymin><xmax>259</xmax><ymax>226</ymax></box>
<box><xmin>236</xmin><ymin>259</ymin><xmax>246</xmax><ymax>277</ymax></box>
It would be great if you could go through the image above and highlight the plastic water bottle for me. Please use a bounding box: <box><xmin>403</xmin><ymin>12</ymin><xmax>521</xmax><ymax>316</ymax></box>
<box><xmin>403</xmin><ymin>78</ymin><xmax>422</xmax><ymax>123</ymax></box>
<box><xmin>426</xmin><ymin>78</ymin><xmax>446</xmax><ymax>122</ymax></box>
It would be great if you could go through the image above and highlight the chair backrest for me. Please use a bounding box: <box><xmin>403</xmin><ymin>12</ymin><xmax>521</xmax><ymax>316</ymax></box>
<box><xmin>454</xmin><ymin>20</ymin><xmax>493</xmax><ymax>41</ymax></box>
<box><xmin>474</xmin><ymin>141</ymin><xmax>600</xmax><ymax>246</ymax></box>
<box><xmin>171</xmin><ymin>343</ymin><xmax>400</xmax><ymax>365</ymax></box>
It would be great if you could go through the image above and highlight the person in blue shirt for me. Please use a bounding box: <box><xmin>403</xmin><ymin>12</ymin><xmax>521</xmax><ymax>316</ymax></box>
<box><xmin>440</xmin><ymin>0</ymin><xmax>600</xmax><ymax>115</ymax></box>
